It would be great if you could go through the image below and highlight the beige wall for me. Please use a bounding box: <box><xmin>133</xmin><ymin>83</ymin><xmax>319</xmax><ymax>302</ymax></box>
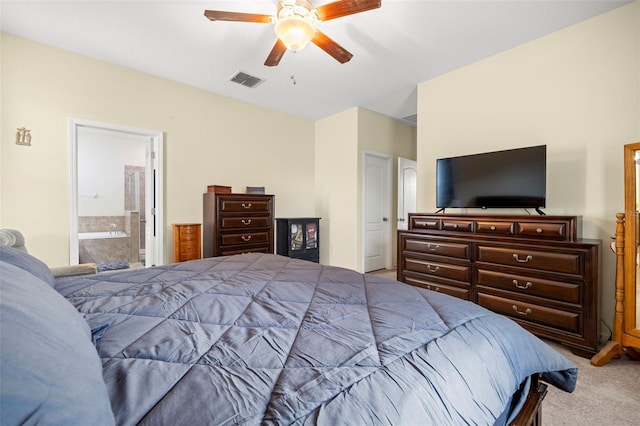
<box><xmin>315</xmin><ymin>108</ymin><xmax>360</xmax><ymax>269</ymax></box>
<box><xmin>315</xmin><ymin>107</ymin><xmax>416</xmax><ymax>272</ymax></box>
<box><xmin>416</xmin><ymin>2</ymin><xmax>640</xmax><ymax>333</ymax></box>
<box><xmin>0</xmin><ymin>34</ymin><xmax>416</xmax><ymax>271</ymax></box>
<box><xmin>1</xmin><ymin>33</ymin><xmax>315</xmax><ymax>265</ymax></box>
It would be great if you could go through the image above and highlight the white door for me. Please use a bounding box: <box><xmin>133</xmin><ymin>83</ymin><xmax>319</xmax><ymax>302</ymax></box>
<box><xmin>69</xmin><ymin>119</ymin><xmax>164</xmax><ymax>267</ymax></box>
<box><xmin>397</xmin><ymin>158</ymin><xmax>417</xmax><ymax>230</ymax></box>
<box><xmin>364</xmin><ymin>152</ymin><xmax>391</xmax><ymax>272</ymax></box>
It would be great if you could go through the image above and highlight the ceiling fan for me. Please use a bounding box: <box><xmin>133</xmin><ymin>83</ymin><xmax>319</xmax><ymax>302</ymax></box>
<box><xmin>204</xmin><ymin>0</ymin><xmax>381</xmax><ymax>66</ymax></box>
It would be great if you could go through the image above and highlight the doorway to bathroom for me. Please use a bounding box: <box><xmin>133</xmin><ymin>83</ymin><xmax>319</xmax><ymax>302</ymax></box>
<box><xmin>69</xmin><ymin>118</ymin><xmax>164</xmax><ymax>268</ymax></box>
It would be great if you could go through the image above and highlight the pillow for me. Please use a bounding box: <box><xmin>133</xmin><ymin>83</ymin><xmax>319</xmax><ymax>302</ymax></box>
<box><xmin>0</xmin><ymin>229</ymin><xmax>26</xmax><ymax>252</ymax></box>
<box><xmin>0</xmin><ymin>246</ymin><xmax>55</xmax><ymax>287</ymax></box>
<box><xmin>0</xmin><ymin>262</ymin><xmax>115</xmax><ymax>425</ymax></box>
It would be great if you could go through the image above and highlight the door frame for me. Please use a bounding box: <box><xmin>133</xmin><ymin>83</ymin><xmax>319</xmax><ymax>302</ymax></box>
<box><xmin>362</xmin><ymin>150</ymin><xmax>392</xmax><ymax>272</ymax></box>
<box><xmin>397</xmin><ymin>157</ymin><xmax>417</xmax><ymax>231</ymax></box>
<box><xmin>68</xmin><ymin>118</ymin><xmax>164</xmax><ymax>266</ymax></box>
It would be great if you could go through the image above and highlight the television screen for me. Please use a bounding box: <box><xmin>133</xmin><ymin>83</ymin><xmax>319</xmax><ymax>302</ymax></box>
<box><xmin>436</xmin><ymin>145</ymin><xmax>546</xmax><ymax>209</ymax></box>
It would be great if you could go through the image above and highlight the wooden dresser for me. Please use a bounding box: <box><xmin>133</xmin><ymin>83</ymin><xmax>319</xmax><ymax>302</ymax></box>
<box><xmin>172</xmin><ymin>223</ymin><xmax>201</xmax><ymax>262</ymax></box>
<box><xmin>203</xmin><ymin>193</ymin><xmax>275</xmax><ymax>257</ymax></box>
<box><xmin>398</xmin><ymin>214</ymin><xmax>601</xmax><ymax>357</ymax></box>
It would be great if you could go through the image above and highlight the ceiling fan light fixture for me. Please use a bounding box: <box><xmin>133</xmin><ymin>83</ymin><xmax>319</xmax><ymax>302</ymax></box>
<box><xmin>274</xmin><ymin>16</ymin><xmax>315</xmax><ymax>51</ymax></box>
<box><xmin>274</xmin><ymin>0</ymin><xmax>317</xmax><ymax>52</ymax></box>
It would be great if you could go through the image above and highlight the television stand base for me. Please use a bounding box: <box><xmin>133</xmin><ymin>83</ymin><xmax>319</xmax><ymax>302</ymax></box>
<box><xmin>535</xmin><ymin>208</ymin><xmax>546</xmax><ymax>216</ymax></box>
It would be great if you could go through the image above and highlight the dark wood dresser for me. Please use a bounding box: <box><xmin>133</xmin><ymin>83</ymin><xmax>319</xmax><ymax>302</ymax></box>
<box><xmin>397</xmin><ymin>214</ymin><xmax>601</xmax><ymax>357</ymax></box>
<box><xmin>203</xmin><ymin>193</ymin><xmax>274</xmax><ymax>257</ymax></box>
<box><xmin>172</xmin><ymin>223</ymin><xmax>201</xmax><ymax>262</ymax></box>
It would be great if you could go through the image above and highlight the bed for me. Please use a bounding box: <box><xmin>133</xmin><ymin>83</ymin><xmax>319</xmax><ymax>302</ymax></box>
<box><xmin>0</xmin><ymin>247</ymin><xmax>577</xmax><ymax>425</ymax></box>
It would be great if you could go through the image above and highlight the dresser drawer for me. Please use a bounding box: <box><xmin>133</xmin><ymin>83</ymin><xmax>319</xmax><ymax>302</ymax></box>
<box><xmin>410</xmin><ymin>216</ymin><xmax>441</xmax><ymax>230</ymax></box>
<box><xmin>178</xmin><ymin>242</ymin><xmax>200</xmax><ymax>261</ymax></box>
<box><xmin>221</xmin><ymin>217</ymin><xmax>271</xmax><ymax>229</ymax></box>
<box><xmin>177</xmin><ymin>224</ymin><xmax>199</xmax><ymax>235</ymax></box>
<box><xmin>477</xmin><ymin>269</ymin><xmax>581</xmax><ymax>304</ymax></box>
<box><xmin>477</xmin><ymin>245</ymin><xmax>582</xmax><ymax>275</ymax></box>
<box><xmin>517</xmin><ymin>221</ymin><xmax>568</xmax><ymax>240</ymax></box>
<box><xmin>403</xmin><ymin>237</ymin><xmax>470</xmax><ymax>260</ymax></box>
<box><xmin>404</xmin><ymin>274</ymin><xmax>471</xmax><ymax>300</ymax></box>
<box><xmin>475</xmin><ymin>220</ymin><xmax>515</xmax><ymax>236</ymax></box>
<box><xmin>219</xmin><ymin>199</ymin><xmax>271</xmax><ymax>214</ymax></box>
<box><xmin>477</xmin><ymin>293</ymin><xmax>580</xmax><ymax>334</ymax></box>
<box><xmin>405</xmin><ymin>258</ymin><xmax>471</xmax><ymax>283</ymax></box>
<box><xmin>442</xmin><ymin>219</ymin><xmax>473</xmax><ymax>232</ymax></box>
<box><xmin>219</xmin><ymin>245</ymin><xmax>271</xmax><ymax>256</ymax></box>
<box><xmin>221</xmin><ymin>232</ymin><xmax>270</xmax><ymax>246</ymax></box>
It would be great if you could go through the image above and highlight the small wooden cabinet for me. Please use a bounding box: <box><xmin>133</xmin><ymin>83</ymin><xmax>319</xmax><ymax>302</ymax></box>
<box><xmin>203</xmin><ymin>193</ymin><xmax>274</xmax><ymax>257</ymax></box>
<box><xmin>398</xmin><ymin>214</ymin><xmax>601</xmax><ymax>357</ymax></box>
<box><xmin>276</xmin><ymin>218</ymin><xmax>320</xmax><ymax>263</ymax></box>
<box><xmin>172</xmin><ymin>223</ymin><xmax>201</xmax><ymax>262</ymax></box>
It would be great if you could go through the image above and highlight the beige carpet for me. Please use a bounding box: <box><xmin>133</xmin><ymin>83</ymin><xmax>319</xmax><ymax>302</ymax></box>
<box><xmin>367</xmin><ymin>269</ymin><xmax>640</xmax><ymax>425</ymax></box>
<box><xmin>543</xmin><ymin>340</ymin><xmax>640</xmax><ymax>425</ymax></box>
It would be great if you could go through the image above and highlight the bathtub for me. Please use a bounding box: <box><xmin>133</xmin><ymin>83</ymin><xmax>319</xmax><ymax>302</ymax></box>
<box><xmin>78</xmin><ymin>231</ymin><xmax>128</xmax><ymax>240</ymax></box>
<box><xmin>79</xmin><ymin>231</ymin><xmax>134</xmax><ymax>264</ymax></box>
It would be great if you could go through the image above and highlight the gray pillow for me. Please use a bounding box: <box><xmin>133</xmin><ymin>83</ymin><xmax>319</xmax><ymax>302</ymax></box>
<box><xmin>0</xmin><ymin>246</ymin><xmax>55</xmax><ymax>287</ymax></box>
<box><xmin>0</xmin><ymin>261</ymin><xmax>115</xmax><ymax>425</ymax></box>
<box><xmin>0</xmin><ymin>229</ymin><xmax>26</xmax><ymax>251</ymax></box>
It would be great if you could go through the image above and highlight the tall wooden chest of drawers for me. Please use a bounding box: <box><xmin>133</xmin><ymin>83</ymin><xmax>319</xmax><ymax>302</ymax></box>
<box><xmin>203</xmin><ymin>193</ymin><xmax>275</xmax><ymax>257</ymax></box>
<box><xmin>398</xmin><ymin>214</ymin><xmax>601</xmax><ymax>357</ymax></box>
<box><xmin>172</xmin><ymin>223</ymin><xmax>201</xmax><ymax>262</ymax></box>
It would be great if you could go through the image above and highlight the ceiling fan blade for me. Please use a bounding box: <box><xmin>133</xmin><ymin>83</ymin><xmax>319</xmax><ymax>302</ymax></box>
<box><xmin>265</xmin><ymin>39</ymin><xmax>287</xmax><ymax>66</ymax></box>
<box><xmin>315</xmin><ymin>0</ymin><xmax>381</xmax><ymax>22</ymax></box>
<box><xmin>311</xmin><ymin>30</ymin><xmax>353</xmax><ymax>64</ymax></box>
<box><xmin>204</xmin><ymin>10</ymin><xmax>272</xmax><ymax>23</ymax></box>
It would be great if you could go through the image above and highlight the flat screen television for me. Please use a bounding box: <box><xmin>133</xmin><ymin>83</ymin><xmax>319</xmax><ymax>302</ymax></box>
<box><xmin>436</xmin><ymin>145</ymin><xmax>546</xmax><ymax>211</ymax></box>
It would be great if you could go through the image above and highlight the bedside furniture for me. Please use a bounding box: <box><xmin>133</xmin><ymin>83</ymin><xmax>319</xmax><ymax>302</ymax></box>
<box><xmin>203</xmin><ymin>193</ymin><xmax>275</xmax><ymax>257</ymax></box>
<box><xmin>172</xmin><ymin>223</ymin><xmax>201</xmax><ymax>262</ymax></box>
<box><xmin>398</xmin><ymin>214</ymin><xmax>601</xmax><ymax>357</ymax></box>
<box><xmin>276</xmin><ymin>218</ymin><xmax>320</xmax><ymax>263</ymax></box>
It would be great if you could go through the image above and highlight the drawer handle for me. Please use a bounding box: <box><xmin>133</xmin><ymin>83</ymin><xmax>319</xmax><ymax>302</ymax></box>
<box><xmin>513</xmin><ymin>280</ymin><xmax>532</xmax><ymax>290</ymax></box>
<box><xmin>490</xmin><ymin>225</ymin><xmax>496</xmax><ymax>231</ymax></box>
<box><xmin>512</xmin><ymin>254</ymin><xmax>533</xmax><ymax>263</ymax></box>
<box><xmin>426</xmin><ymin>244</ymin><xmax>439</xmax><ymax>251</ymax></box>
<box><xmin>512</xmin><ymin>305</ymin><xmax>533</xmax><ymax>316</ymax></box>
<box><xmin>241</xmin><ymin>235</ymin><xmax>252</xmax><ymax>241</ymax></box>
<box><xmin>426</xmin><ymin>265</ymin><xmax>439</xmax><ymax>273</ymax></box>
<box><xmin>241</xmin><ymin>203</ymin><xmax>252</xmax><ymax>209</ymax></box>
<box><xmin>536</xmin><ymin>228</ymin><xmax>543</xmax><ymax>234</ymax></box>
<box><xmin>427</xmin><ymin>285</ymin><xmax>440</xmax><ymax>292</ymax></box>
<box><xmin>452</xmin><ymin>224</ymin><xmax>458</xmax><ymax>229</ymax></box>
<box><xmin>241</xmin><ymin>219</ymin><xmax>252</xmax><ymax>225</ymax></box>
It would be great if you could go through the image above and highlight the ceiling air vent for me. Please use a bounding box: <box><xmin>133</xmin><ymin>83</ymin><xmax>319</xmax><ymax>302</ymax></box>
<box><xmin>229</xmin><ymin>71</ymin><xmax>264</xmax><ymax>89</ymax></box>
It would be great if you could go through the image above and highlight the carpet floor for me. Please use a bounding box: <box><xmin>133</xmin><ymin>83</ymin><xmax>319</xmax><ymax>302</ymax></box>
<box><xmin>543</xmin><ymin>340</ymin><xmax>640</xmax><ymax>425</ymax></box>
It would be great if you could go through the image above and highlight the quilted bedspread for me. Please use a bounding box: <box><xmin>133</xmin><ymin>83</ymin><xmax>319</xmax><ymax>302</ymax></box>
<box><xmin>54</xmin><ymin>253</ymin><xmax>577</xmax><ymax>425</ymax></box>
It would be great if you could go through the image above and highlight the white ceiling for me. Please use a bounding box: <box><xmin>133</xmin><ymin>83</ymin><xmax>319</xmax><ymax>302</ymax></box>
<box><xmin>0</xmin><ymin>0</ymin><xmax>630</xmax><ymax>125</ymax></box>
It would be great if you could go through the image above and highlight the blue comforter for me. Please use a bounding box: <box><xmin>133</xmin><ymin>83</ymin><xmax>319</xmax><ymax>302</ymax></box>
<box><xmin>55</xmin><ymin>253</ymin><xmax>577</xmax><ymax>425</ymax></box>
